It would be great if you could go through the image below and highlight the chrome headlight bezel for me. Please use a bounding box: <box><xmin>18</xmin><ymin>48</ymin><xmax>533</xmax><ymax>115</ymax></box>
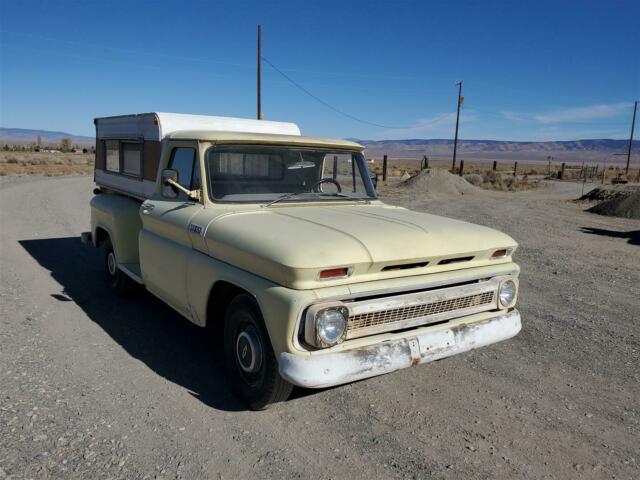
<box><xmin>304</xmin><ymin>303</ymin><xmax>349</xmax><ymax>348</ymax></box>
<box><xmin>498</xmin><ymin>278</ymin><xmax>518</xmax><ymax>308</ymax></box>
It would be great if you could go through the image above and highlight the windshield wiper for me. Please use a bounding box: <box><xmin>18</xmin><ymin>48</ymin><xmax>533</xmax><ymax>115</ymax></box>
<box><xmin>318</xmin><ymin>192</ymin><xmax>371</xmax><ymax>202</ymax></box>
<box><xmin>264</xmin><ymin>190</ymin><xmax>370</xmax><ymax>207</ymax></box>
<box><xmin>263</xmin><ymin>188</ymin><xmax>311</xmax><ymax>207</ymax></box>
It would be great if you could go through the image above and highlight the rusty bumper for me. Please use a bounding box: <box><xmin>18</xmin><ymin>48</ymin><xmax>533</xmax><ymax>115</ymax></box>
<box><xmin>279</xmin><ymin>309</ymin><xmax>521</xmax><ymax>388</ymax></box>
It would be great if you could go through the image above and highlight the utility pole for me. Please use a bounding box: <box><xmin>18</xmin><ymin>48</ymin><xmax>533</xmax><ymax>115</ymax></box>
<box><xmin>625</xmin><ymin>100</ymin><xmax>637</xmax><ymax>175</ymax></box>
<box><xmin>257</xmin><ymin>25</ymin><xmax>262</xmax><ymax>120</ymax></box>
<box><xmin>452</xmin><ymin>81</ymin><xmax>463</xmax><ymax>172</ymax></box>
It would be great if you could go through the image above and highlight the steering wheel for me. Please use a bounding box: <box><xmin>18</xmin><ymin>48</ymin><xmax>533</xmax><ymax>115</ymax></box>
<box><xmin>312</xmin><ymin>178</ymin><xmax>342</xmax><ymax>193</ymax></box>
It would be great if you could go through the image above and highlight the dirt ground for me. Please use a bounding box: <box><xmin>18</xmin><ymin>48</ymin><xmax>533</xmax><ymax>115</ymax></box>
<box><xmin>0</xmin><ymin>152</ymin><xmax>94</xmax><ymax>176</ymax></box>
<box><xmin>1</xmin><ymin>175</ymin><xmax>638</xmax><ymax>479</ymax></box>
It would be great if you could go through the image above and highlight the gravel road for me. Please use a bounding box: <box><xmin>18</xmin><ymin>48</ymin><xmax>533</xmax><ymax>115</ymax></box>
<box><xmin>1</xmin><ymin>175</ymin><xmax>638</xmax><ymax>479</ymax></box>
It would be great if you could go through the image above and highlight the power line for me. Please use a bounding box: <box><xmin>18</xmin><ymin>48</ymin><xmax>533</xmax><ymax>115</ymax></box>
<box><xmin>0</xmin><ymin>30</ymin><xmax>429</xmax><ymax>83</ymax></box>
<box><xmin>0</xmin><ymin>30</ymin><xmax>253</xmax><ymax>68</ymax></box>
<box><xmin>261</xmin><ymin>55</ymin><xmax>411</xmax><ymax>129</ymax></box>
<box><xmin>0</xmin><ymin>44</ymin><xmax>255</xmax><ymax>80</ymax></box>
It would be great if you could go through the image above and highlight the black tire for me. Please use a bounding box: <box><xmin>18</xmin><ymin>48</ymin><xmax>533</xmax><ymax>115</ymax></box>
<box><xmin>224</xmin><ymin>294</ymin><xmax>293</xmax><ymax>410</ymax></box>
<box><xmin>103</xmin><ymin>238</ymin><xmax>140</xmax><ymax>297</ymax></box>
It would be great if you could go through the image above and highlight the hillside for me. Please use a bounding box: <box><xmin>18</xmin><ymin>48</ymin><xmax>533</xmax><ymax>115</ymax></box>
<box><xmin>353</xmin><ymin>138</ymin><xmax>639</xmax><ymax>163</ymax></box>
<box><xmin>1</xmin><ymin>127</ymin><xmax>637</xmax><ymax>164</ymax></box>
<box><xmin>0</xmin><ymin>128</ymin><xmax>93</xmax><ymax>147</ymax></box>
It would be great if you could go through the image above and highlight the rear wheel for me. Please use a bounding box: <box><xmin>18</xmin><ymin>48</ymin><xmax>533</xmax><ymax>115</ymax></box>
<box><xmin>103</xmin><ymin>238</ymin><xmax>139</xmax><ymax>297</ymax></box>
<box><xmin>224</xmin><ymin>294</ymin><xmax>293</xmax><ymax>410</ymax></box>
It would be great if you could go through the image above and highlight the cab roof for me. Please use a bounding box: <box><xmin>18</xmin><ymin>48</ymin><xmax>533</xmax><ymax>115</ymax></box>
<box><xmin>165</xmin><ymin>130</ymin><xmax>365</xmax><ymax>151</ymax></box>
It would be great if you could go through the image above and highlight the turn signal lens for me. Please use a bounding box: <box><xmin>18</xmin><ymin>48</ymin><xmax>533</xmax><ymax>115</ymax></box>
<box><xmin>319</xmin><ymin>267</ymin><xmax>349</xmax><ymax>279</ymax></box>
<box><xmin>491</xmin><ymin>249</ymin><xmax>509</xmax><ymax>259</ymax></box>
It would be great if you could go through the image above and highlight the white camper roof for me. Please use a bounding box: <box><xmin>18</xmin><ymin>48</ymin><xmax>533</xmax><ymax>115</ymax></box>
<box><xmin>94</xmin><ymin>112</ymin><xmax>301</xmax><ymax>140</ymax></box>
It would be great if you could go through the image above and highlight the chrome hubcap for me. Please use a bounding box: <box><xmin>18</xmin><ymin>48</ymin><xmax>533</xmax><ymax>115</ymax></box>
<box><xmin>107</xmin><ymin>252</ymin><xmax>117</xmax><ymax>276</ymax></box>
<box><xmin>236</xmin><ymin>328</ymin><xmax>262</xmax><ymax>373</ymax></box>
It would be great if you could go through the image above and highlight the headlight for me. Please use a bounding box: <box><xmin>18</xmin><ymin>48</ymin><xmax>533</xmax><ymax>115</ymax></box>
<box><xmin>499</xmin><ymin>279</ymin><xmax>517</xmax><ymax>307</ymax></box>
<box><xmin>305</xmin><ymin>305</ymin><xmax>348</xmax><ymax>348</ymax></box>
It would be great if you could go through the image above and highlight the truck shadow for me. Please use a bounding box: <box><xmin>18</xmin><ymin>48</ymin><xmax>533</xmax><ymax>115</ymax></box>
<box><xmin>19</xmin><ymin>237</ymin><xmax>248</xmax><ymax>412</ymax></box>
<box><xmin>580</xmin><ymin>227</ymin><xmax>640</xmax><ymax>246</ymax></box>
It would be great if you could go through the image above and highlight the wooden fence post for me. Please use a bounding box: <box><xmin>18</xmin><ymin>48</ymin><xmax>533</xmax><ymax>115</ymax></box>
<box><xmin>560</xmin><ymin>162</ymin><xmax>566</xmax><ymax>180</ymax></box>
<box><xmin>382</xmin><ymin>155</ymin><xmax>388</xmax><ymax>182</ymax></box>
<box><xmin>351</xmin><ymin>156</ymin><xmax>356</xmax><ymax>192</ymax></box>
<box><xmin>513</xmin><ymin>161</ymin><xmax>518</xmax><ymax>177</ymax></box>
<box><xmin>459</xmin><ymin>160</ymin><xmax>464</xmax><ymax>176</ymax></box>
<box><xmin>492</xmin><ymin>160</ymin><xmax>497</xmax><ymax>171</ymax></box>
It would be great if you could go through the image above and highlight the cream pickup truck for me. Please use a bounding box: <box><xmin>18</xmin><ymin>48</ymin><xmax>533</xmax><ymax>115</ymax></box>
<box><xmin>82</xmin><ymin>112</ymin><xmax>521</xmax><ymax>410</ymax></box>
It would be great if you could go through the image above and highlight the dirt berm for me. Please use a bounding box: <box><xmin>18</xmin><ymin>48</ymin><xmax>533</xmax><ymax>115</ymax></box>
<box><xmin>588</xmin><ymin>191</ymin><xmax>640</xmax><ymax>219</ymax></box>
<box><xmin>577</xmin><ymin>185</ymin><xmax>639</xmax><ymax>202</ymax></box>
<box><xmin>576</xmin><ymin>185</ymin><xmax>640</xmax><ymax>219</ymax></box>
<box><xmin>402</xmin><ymin>169</ymin><xmax>481</xmax><ymax>196</ymax></box>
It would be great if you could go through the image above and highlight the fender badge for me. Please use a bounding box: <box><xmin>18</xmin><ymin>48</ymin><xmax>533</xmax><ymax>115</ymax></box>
<box><xmin>188</xmin><ymin>223</ymin><xmax>204</xmax><ymax>235</ymax></box>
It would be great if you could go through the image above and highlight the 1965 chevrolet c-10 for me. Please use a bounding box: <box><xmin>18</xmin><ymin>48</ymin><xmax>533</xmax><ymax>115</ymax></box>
<box><xmin>82</xmin><ymin>112</ymin><xmax>521</xmax><ymax>409</ymax></box>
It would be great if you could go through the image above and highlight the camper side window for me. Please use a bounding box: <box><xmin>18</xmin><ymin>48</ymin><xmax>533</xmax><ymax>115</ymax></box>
<box><xmin>102</xmin><ymin>139</ymin><xmax>143</xmax><ymax>178</ymax></box>
<box><xmin>105</xmin><ymin>140</ymin><xmax>119</xmax><ymax>172</ymax></box>
<box><xmin>122</xmin><ymin>142</ymin><xmax>142</xmax><ymax>177</ymax></box>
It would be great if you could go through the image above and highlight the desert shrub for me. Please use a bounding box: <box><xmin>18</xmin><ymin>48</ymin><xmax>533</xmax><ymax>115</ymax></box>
<box><xmin>463</xmin><ymin>173</ymin><xmax>483</xmax><ymax>186</ymax></box>
<box><xmin>60</xmin><ymin>138</ymin><xmax>72</xmax><ymax>152</ymax></box>
<box><xmin>5</xmin><ymin>156</ymin><xmax>19</xmax><ymax>164</ymax></box>
<box><xmin>478</xmin><ymin>171</ymin><xmax>538</xmax><ymax>191</ymax></box>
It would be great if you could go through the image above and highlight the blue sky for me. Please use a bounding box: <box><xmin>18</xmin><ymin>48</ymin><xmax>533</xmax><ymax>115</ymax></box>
<box><xmin>0</xmin><ymin>0</ymin><xmax>638</xmax><ymax>141</ymax></box>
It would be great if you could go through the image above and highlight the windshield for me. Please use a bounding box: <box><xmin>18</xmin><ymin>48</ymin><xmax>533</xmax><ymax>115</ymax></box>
<box><xmin>205</xmin><ymin>145</ymin><xmax>376</xmax><ymax>203</ymax></box>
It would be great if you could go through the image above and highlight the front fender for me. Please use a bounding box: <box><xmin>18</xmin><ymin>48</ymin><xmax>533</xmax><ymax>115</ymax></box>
<box><xmin>185</xmin><ymin>249</ymin><xmax>317</xmax><ymax>355</ymax></box>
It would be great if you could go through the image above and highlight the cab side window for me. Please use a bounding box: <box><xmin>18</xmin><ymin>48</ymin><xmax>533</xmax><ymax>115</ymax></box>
<box><xmin>169</xmin><ymin>148</ymin><xmax>199</xmax><ymax>191</ymax></box>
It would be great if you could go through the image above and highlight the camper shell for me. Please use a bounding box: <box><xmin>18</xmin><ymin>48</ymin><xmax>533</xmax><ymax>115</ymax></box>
<box><xmin>93</xmin><ymin>112</ymin><xmax>301</xmax><ymax>199</ymax></box>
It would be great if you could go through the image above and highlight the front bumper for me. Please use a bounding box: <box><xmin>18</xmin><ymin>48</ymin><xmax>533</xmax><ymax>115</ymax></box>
<box><xmin>279</xmin><ymin>309</ymin><xmax>521</xmax><ymax>388</ymax></box>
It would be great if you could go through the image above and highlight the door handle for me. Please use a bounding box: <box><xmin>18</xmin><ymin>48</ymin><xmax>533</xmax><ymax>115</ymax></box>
<box><xmin>141</xmin><ymin>203</ymin><xmax>155</xmax><ymax>214</ymax></box>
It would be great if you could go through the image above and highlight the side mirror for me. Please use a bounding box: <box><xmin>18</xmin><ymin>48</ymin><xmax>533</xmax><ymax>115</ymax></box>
<box><xmin>162</xmin><ymin>169</ymin><xmax>179</xmax><ymax>198</ymax></box>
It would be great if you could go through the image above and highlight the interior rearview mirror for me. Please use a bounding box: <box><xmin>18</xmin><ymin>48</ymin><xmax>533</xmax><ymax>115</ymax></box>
<box><xmin>288</xmin><ymin>160</ymin><xmax>316</xmax><ymax>170</ymax></box>
<box><xmin>162</xmin><ymin>169</ymin><xmax>179</xmax><ymax>198</ymax></box>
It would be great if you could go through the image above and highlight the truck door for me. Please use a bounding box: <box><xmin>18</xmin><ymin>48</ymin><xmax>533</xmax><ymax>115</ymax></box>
<box><xmin>139</xmin><ymin>143</ymin><xmax>203</xmax><ymax>315</ymax></box>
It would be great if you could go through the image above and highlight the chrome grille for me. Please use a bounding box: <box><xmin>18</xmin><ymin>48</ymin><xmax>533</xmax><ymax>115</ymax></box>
<box><xmin>347</xmin><ymin>291</ymin><xmax>495</xmax><ymax>333</ymax></box>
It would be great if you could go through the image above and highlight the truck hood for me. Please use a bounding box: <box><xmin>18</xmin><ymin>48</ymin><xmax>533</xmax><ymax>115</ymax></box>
<box><xmin>203</xmin><ymin>204</ymin><xmax>517</xmax><ymax>289</ymax></box>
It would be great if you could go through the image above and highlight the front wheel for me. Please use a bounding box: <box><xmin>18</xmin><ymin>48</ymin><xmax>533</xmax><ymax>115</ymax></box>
<box><xmin>103</xmin><ymin>238</ymin><xmax>139</xmax><ymax>297</ymax></box>
<box><xmin>224</xmin><ymin>294</ymin><xmax>293</xmax><ymax>410</ymax></box>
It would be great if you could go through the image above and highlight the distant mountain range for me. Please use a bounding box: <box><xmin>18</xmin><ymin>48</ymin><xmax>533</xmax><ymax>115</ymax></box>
<box><xmin>352</xmin><ymin>138</ymin><xmax>639</xmax><ymax>163</ymax></box>
<box><xmin>0</xmin><ymin>128</ymin><xmax>93</xmax><ymax>147</ymax></box>
<box><xmin>1</xmin><ymin>128</ymin><xmax>637</xmax><ymax>163</ymax></box>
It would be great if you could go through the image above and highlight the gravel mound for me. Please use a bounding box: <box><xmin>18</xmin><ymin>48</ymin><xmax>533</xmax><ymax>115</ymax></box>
<box><xmin>577</xmin><ymin>185</ymin><xmax>640</xmax><ymax>202</ymax></box>
<box><xmin>588</xmin><ymin>192</ymin><xmax>640</xmax><ymax>219</ymax></box>
<box><xmin>402</xmin><ymin>169</ymin><xmax>481</xmax><ymax>195</ymax></box>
